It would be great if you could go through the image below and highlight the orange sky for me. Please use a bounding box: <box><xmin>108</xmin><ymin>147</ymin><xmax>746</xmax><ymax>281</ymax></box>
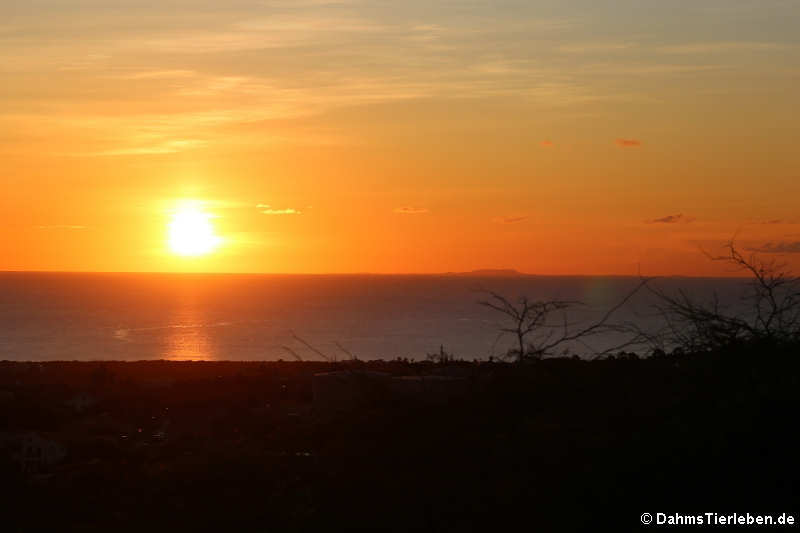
<box><xmin>2</xmin><ymin>1</ymin><xmax>799</xmax><ymax>275</ymax></box>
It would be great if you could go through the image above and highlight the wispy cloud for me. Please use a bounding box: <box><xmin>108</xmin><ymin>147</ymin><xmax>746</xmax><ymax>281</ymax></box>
<box><xmin>540</xmin><ymin>140</ymin><xmax>554</xmax><ymax>147</ymax></box>
<box><xmin>616</xmin><ymin>138</ymin><xmax>642</xmax><ymax>148</ymax></box>
<box><xmin>259</xmin><ymin>0</ymin><xmax>359</xmax><ymax>5</ymax></box>
<box><xmin>658</xmin><ymin>42</ymin><xmax>786</xmax><ymax>55</ymax></box>
<box><xmin>66</xmin><ymin>139</ymin><xmax>208</xmax><ymax>157</ymax></box>
<box><xmin>580</xmin><ymin>63</ymin><xmax>723</xmax><ymax>76</ymax></box>
<box><xmin>557</xmin><ymin>42</ymin><xmax>635</xmax><ymax>54</ymax></box>
<box><xmin>0</xmin><ymin>8</ymin><xmax>669</xmax><ymax>158</ymax></box>
<box><xmin>394</xmin><ymin>206</ymin><xmax>429</xmax><ymax>214</ymax></box>
<box><xmin>139</xmin><ymin>15</ymin><xmax>388</xmax><ymax>54</ymax></box>
<box><xmin>495</xmin><ymin>216</ymin><xmax>528</xmax><ymax>224</ymax></box>
<box><xmin>257</xmin><ymin>204</ymin><xmax>302</xmax><ymax>215</ymax></box>
<box><xmin>34</xmin><ymin>225</ymin><xmax>86</xmax><ymax>230</ymax></box>
<box><xmin>4</xmin><ymin>1</ymin><xmax>795</xmax><ymax>165</ymax></box>
<box><xmin>746</xmin><ymin>218</ymin><xmax>800</xmax><ymax>225</ymax></box>
<box><xmin>746</xmin><ymin>241</ymin><xmax>800</xmax><ymax>254</ymax></box>
<box><xmin>55</xmin><ymin>54</ymin><xmax>111</xmax><ymax>72</ymax></box>
<box><xmin>647</xmin><ymin>214</ymin><xmax>693</xmax><ymax>224</ymax></box>
<box><xmin>117</xmin><ymin>69</ymin><xmax>196</xmax><ymax>80</ymax></box>
<box><xmin>747</xmin><ymin>218</ymin><xmax>785</xmax><ymax>225</ymax></box>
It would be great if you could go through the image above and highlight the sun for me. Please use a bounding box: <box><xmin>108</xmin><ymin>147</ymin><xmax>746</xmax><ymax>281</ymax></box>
<box><xmin>168</xmin><ymin>203</ymin><xmax>222</xmax><ymax>257</ymax></box>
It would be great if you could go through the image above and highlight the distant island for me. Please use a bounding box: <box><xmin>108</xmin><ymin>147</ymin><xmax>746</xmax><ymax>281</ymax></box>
<box><xmin>445</xmin><ymin>269</ymin><xmax>526</xmax><ymax>277</ymax></box>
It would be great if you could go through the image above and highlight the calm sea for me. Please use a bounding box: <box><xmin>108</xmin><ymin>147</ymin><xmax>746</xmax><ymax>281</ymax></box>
<box><xmin>0</xmin><ymin>272</ymin><xmax>752</xmax><ymax>361</ymax></box>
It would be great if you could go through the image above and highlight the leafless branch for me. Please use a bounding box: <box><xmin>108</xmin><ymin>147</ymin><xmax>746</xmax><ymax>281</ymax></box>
<box><xmin>479</xmin><ymin>278</ymin><xmax>650</xmax><ymax>361</ymax></box>
<box><xmin>646</xmin><ymin>239</ymin><xmax>800</xmax><ymax>353</ymax></box>
<box><xmin>290</xmin><ymin>331</ymin><xmax>335</xmax><ymax>362</ymax></box>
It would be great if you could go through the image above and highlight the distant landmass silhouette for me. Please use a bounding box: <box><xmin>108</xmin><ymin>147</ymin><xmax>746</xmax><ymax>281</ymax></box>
<box><xmin>445</xmin><ymin>269</ymin><xmax>525</xmax><ymax>276</ymax></box>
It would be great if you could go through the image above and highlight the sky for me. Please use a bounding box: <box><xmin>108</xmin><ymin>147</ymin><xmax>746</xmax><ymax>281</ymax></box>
<box><xmin>1</xmin><ymin>0</ymin><xmax>799</xmax><ymax>275</ymax></box>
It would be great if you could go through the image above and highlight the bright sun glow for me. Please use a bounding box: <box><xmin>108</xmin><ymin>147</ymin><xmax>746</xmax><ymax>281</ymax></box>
<box><xmin>168</xmin><ymin>204</ymin><xmax>222</xmax><ymax>256</ymax></box>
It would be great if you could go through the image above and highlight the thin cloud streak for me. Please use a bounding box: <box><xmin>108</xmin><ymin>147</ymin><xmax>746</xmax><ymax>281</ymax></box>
<box><xmin>117</xmin><ymin>69</ymin><xmax>196</xmax><ymax>80</ymax></box>
<box><xmin>394</xmin><ymin>207</ymin><xmax>429</xmax><ymax>214</ymax></box>
<box><xmin>747</xmin><ymin>241</ymin><xmax>800</xmax><ymax>254</ymax></box>
<box><xmin>616</xmin><ymin>139</ymin><xmax>642</xmax><ymax>147</ymax></box>
<box><xmin>495</xmin><ymin>216</ymin><xmax>528</xmax><ymax>224</ymax></box>
<box><xmin>557</xmin><ymin>42</ymin><xmax>635</xmax><ymax>54</ymax></box>
<box><xmin>64</xmin><ymin>139</ymin><xmax>208</xmax><ymax>157</ymax></box>
<box><xmin>658</xmin><ymin>42</ymin><xmax>787</xmax><ymax>54</ymax></box>
<box><xmin>257</xmin><ymin>204</ymin><xmax>302</xmax><ymax>215</ymax></box>
<box><xmin>647</xmin><ymin>214</ymin><xmax>694</xmax><ymax>224</ymax></box>
<box><xmin>34</xmin><ymin>225</ymin><xmax>86</xmax><ymax>230</ymax></box>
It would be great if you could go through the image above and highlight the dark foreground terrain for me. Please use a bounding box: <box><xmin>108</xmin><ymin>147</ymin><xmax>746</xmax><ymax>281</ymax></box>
<box><xmin>1</xmin><ymin>348</ymin><xmax>798</xmax><ymax>531</ymax></box>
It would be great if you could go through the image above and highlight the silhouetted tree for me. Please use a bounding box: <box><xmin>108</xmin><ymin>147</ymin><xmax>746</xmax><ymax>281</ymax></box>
<box><xmin>646</xmin><ymin>241</ymin><xmax>800</xmax><ymax>353</ymax></box>
<box><xmin>479</xmin><ymin>281</ymin><xmax>648</xmax><ymax>361</ymax></box>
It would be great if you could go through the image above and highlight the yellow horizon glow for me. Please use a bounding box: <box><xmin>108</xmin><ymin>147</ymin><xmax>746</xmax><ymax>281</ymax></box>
<box><xmin>167</xmin><ymin>203</ymin><xmax>222</xmax><ymax>257</ymax></box>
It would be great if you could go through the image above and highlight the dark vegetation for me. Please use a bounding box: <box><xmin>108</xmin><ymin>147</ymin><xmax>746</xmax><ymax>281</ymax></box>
<box><xmin>644</xmin><ymin>242</ymin><xmax>800</xmax><ymax>353</ymax></box>
<box><xmin>478</xmin><ymin>280</ymin><xmax>647</xmax><ymax>360</ymax></box>
<box><xmin>1</xmin><ymin>245</ymin><xmax>798</xmax><ymax>531</ymax></box>
<box><xmin>2</xmin><ymin>352</ymin><xmax>798</xmax><ymax>531</ymax></box>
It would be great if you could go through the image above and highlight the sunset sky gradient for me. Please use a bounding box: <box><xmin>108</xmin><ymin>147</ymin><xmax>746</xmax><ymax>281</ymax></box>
<box><xmin>2</xmin><ymin>0</ymin><xmax>799</xmax><ymax>274</ymax></box>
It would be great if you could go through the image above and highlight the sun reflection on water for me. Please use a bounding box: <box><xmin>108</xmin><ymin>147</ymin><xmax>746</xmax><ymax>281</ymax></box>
<box><xmin>164</xmin><ymin>292</ymin><xmax>216</xmax><ymax>361</ymax></box>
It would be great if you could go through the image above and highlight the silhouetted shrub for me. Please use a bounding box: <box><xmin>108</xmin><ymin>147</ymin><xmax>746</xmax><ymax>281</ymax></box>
<box><xmin>645</xmin><ymin>241</ymin><xmax>800</xmax><ymax>354</ymax></box>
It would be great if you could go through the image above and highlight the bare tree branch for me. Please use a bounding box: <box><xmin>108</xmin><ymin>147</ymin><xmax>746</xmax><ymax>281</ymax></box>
<box><xmin>479</xmin><ymin>278</ymin><xmax>650</xmax><ymax>361</ymax></box>
<box><xmin>290</xmin><ymin>331</ymin><xmax>335</xmax><ymax>362</ymax></box>
<box><xmin>645</xmin><ymin>239</ymin><xmax>800</xmax><ymax>353</ymax></box>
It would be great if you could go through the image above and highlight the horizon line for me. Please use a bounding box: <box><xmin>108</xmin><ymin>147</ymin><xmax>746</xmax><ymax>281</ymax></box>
<box><xmin>0</xmin><ymin>269</ymin><xmax>753</xmax><ymax>279</ymax></box>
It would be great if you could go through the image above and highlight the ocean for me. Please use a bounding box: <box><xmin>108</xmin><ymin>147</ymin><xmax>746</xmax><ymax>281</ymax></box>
<box><xmin>0</xmin><ymin>272</ymin><xmax>753</xmax><ymax>361</ymax></box>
